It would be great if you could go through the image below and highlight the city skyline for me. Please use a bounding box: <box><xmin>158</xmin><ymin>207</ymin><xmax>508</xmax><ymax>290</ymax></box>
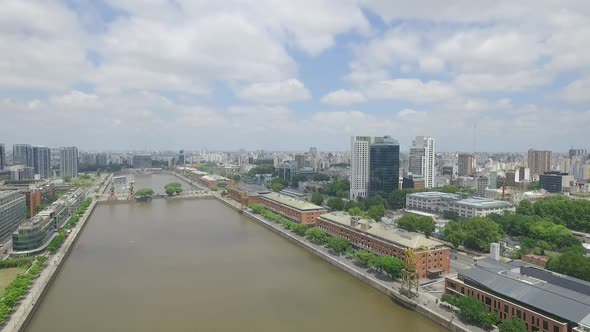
<box><xmin>2</xmin><ymin>1</ymin><xmax>590</xmax><ymax>151</ymax></box>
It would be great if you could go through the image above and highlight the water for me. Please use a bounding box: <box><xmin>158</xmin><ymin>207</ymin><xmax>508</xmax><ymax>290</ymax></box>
<box><xmin>26</xmin><ymin>174</ymin><xmax>445</xmax><ymax>332</ymax></box>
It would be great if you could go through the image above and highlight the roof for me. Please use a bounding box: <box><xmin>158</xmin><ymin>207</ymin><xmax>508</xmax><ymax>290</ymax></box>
<box><xmin>459</xmin><ymin>262</ymin><xmax>590</xmax><ymax>325</ymax></box>
<box><xmin>201</xmin><ymin>175</ymin><xmax>230</xmax><ymax>181</ymax></box>
<box><xmin>320</xmin><ymin>212</ymin><xmax>444</xmax><ymax>249</ymax></box>
<box><xmin>408</xmin><ymin>192</ymin><xmax>460</xmax><ymax>199</ymax></box>
<box><xmin>261</xmin><ymin>192</ymin><xmax>325</xmax><ymax>211</ymax></box>
<box><xmin>451</xmin><ymin>197</ymin><xmax>512</xmax><ymax>209</ymax></box>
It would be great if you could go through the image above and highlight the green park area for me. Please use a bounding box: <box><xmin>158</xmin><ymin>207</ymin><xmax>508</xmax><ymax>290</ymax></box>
<box><xmin>0</xmin><ymin>268</ymin><xmax>26</xmax><ymax>294</ymax></box>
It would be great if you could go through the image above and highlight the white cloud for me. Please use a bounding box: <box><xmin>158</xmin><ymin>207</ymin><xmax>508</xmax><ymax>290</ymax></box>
<box><xmin>561</xmin><ymin>77</ymin><xmax>590</xmax><ymax>102</ymax></box>
<box><xmin>236</xmin><ymin>79</ymin><xmax>311</xmax><ymax>104</ymax></box>
<box><xmin>364</xmin><ymin>79</ymin><xmax>457</xmax><ymax>103</ymax></box>
<box><xmin>419</xmin><ymin>57</ymin><xmax>445</xmax><ymax>73</ymax></box>
<box><xmin>320</xmin><ymin>90</ymin><xmax>366</xmax><ymax>105</ymax></box>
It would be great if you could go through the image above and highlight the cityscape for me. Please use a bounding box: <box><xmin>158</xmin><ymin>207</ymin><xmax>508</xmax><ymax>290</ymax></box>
<box><xmin>2</xmin><ymin>1</ymin><xmax>590</xmax><ymax>332</ymax></box>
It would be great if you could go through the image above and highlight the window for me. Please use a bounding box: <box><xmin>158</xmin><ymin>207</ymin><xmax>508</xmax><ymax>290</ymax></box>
<box><xmin>543</xmin><ymin>320</ymin><xmax>548</xmax><ymax>330</ymax></box>
<box><xmin>504</xmin><ymin>305</ymin><xmax>509</xmax><ymax>313</ymax></box>
<box><xmin>553</xmin><ymin>326</ymin><xmax>559</xmax><ymax>332</ymax></box>
<box><xmin>517</xmin><ymin>310</ymin><xmax>521</xmax><ymax>318</ymax></box>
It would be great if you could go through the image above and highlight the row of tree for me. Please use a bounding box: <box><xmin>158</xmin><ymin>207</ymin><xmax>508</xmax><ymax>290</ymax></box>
<box><xmin>516</xmin><ymin>197</ymin><xmax>590</xmax><ymax>233</ymax></box>
<box><xmin>165</xmin><ymin>182</ymin><xmax>183</xmax><ymax>196</ymax></box>
<box><xmin>396</xmin><ymin>214</ymin><xmax>436</xmax><ymax>238</ymax></box>
<box><xmin>443</xmin><ymin>217</ymin><xmax>504</xmax><ymax>251</ymax></box>
<box><xmin>0</xmin><ymin>256</ymin><xmax>47</xmax><ymax>324</ymax></box>
<box><xmin>48</xmin><ymin>197</ymin><xmax>92</xmax><ymax>254</ymax></box>
<box><xmin>266</xmin><ymin>178</ymin><xmax>288</xmax><ymax>191</ymax></box>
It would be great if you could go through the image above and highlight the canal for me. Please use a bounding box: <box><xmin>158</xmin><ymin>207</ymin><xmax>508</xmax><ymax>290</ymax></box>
<box><xmin>26</xmin><ymin>174</ymin><xmax>445</xmax><ymax>332</ymax></box>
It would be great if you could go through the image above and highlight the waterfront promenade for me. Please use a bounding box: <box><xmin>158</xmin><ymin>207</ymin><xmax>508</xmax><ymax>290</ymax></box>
<box><xmin>1</xmin><ymin>175</ymin><xmax>112</xmax><ymax>332</ymax></box>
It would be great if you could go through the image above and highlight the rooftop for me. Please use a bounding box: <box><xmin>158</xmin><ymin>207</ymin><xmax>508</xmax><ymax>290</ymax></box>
<box><xmin>408</xmin><ymin>192</ymin><xmax>461</xmax><ymax>199</ymax></box>
<box><xmin>452</xmin><ymin>197</ymin><xmax>513</xmax><ymax>209</ymax></box>
<box><xmin>202</xmin><ymin>174</ymin><xmax>230</xmax><ymax>181</ymax></box>
<box><xmin>457</xmin><ymin>259</ymin><xmax>590</xmax><ymax>326</ymax></box>
<box><xmin>320</xmin><ymin>212</ymin><xmax>444</xmax><ymax>249</ymax></box>
<box><xmin>261</xmin><ymin>192</ymin><xmax>325</xmax><ymax>211</ymax></box>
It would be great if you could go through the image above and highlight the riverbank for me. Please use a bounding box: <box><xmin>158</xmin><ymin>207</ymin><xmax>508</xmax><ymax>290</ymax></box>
<box><xmin>0</xmin><ymin>175</ymin><xmax>112</xmax><ymax>332</ymax></box>
<box><xmin>215</xmin><ymin>195</ymin><xmax>482</xmax><ymax>332</ymax></box>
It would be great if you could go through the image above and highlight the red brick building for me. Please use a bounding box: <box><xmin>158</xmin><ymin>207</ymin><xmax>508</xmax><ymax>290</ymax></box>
<box><xmin>522</xmin><ymin>254</ymin><xmax>549</xmax><ymax>268</ymax></box>
<box><xmin>316</xmin><ymin>212</ymin><xmax>451</xmax><ymax>278</ymax></box>
<box><xmin>227</xmin><ymin>188</ymin><xmax>262</xmax><ymax>206</ymax></box>
<box><xmin>29</xmin><ymin>190</ymin><xmax>41</xmax><ymax>217</ymax></box>
<box><xmin>197</xmin><ymin>175</ymin><xmax>236</xmax><ymax>188</ymax></box>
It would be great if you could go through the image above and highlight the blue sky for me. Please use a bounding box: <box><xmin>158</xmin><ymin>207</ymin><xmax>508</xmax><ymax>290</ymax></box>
<box><xmin>1</xmin><ymin>0</ymin><xmax>590</xmax><ymax>152</ymax></box>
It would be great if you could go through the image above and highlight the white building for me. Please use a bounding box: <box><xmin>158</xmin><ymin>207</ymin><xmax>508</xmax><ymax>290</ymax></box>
<box><xmin>406</xmin><ymin>192</ymin><xmax>514</xmax><ymax>218</ymax></box>
<box><xmin>59</xmin><ymin>146</ymin><xmax>79</xmax><ymax>178</ymax></box>
<box><xmin>350</xmin><ymin>136</ymin><xmax>371</xmax><ymax>200</ymax></box>
<box><xmin>408</xmin><ymin>136</ymin><xmax>435</xmax><ymax>188</ymax></box>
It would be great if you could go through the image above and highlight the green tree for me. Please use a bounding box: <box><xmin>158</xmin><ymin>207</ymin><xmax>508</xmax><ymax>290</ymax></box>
<box><xmin>527</xmin><ymin>181</ymin><xmax>541</xmax><ymax>190</ymax></box>
<box><xmin>327</xmin><ymin>237</ymin><xmax>350</xmax><ymax>255</ymax></box>
<box><xmin>417</xmin><ymin>216</ymin><xmax>436</xmax><ymax>238</ymax></box>
<box><xmin>135</xmin><ymin>188</ymin><xmax>154</xmax><ymax>198</ymax></box>
<box><xmin>248</xmin><ymin>165</ymin><xmax>275</xmax><ymax>176</ymax></box>
<box><xmin>462</xmin><ymin>217</ymin><xmax>504</xmax><ymax>252</ymax></box>
<box><xmin>305</xmin><ymin>227</ymin><xmax>327</xmax><ymax>244</ymax></box>
<box><xmin>327</xmin><ymin>197</ymin><xmax>345</xmax><ymax>211</ymax></box>
<box><xmin>290</xmin><ymin>223</ymin><xmax>308</xmax><ymax>236</ymax></box>
<box><xmin>312</xmin><ymin>173</ymin><xmax>331</xmax><ymax>181</ymax></box>
<box><xmin>354</xmin><ymin>250</ymin><xmax>376</xmax><ymax>266</ymax></box>
<box><xmin>232</xmin><ymin>174</ymin><xmax>241</xmax><ymax>182</ymax></box>
<box><xmin>547</xmin><ymin>248</ymin><xmax>590</xmax><ymax>282</ymax></box>
<box><xmin>367</xmin><ymin>204</ymin><xmax>385</xmax><ymax>221</ymax></box>
<box><xmin>165</xmin><ymin>182</ymin><xmax>183</xmax><ymax>196</ymax></box>
<box><xmin>375</xmin><ymin>256</ymin><xmax>404</xmax><ymax>279</ymax></box>
<box><xmin>348</xmin><ymin>207</ymin><xmax>364</xmax><ymax>217</ymax></box>
<box><xmin>397</xmin><ymin>214</ymin><xmax>435</xmax><ymax>237</ymax></box>
<box><xmin>311</xmin><ymin>192</ymin><xmax>324</xmax><ymax>206</ymax></box>
<box><xmin>63</xmin><ymin>176</ymin><xmax>72</xmax><ymax>183</ymax></box>
<box><xmin>499</xmin><ymin>318</ymin><xmax>528</xmax><ymax>332</ymax></box>
<box><xmin>266</xmin><ymin>178</ymin><xmax>288</xmax><ymax>191</ymax></box>
<box><xmin>442</xmin><ymin>210</ymin><xmax>460</xmax><ymax>221</ymax></box>
<box><xmin>291</xmin><ymin>174</ymin><xmax>307</xmax><ymax>187</ymax></box>
<box><xmin>443</xmin><ymin>221</ymin><xmax>467</xmax><ymax>248</ymax></box>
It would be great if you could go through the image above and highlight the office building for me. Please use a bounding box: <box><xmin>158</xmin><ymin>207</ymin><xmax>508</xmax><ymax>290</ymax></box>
<box><xmin>458</xmin><ymin>153</ymin><xmax>474</xmax><ymax>176</ymax></box>
<box><xmin>569</xmin><ymin>148</ymin><xmax>588</xmax><ymax>158</ymax></box>
<box><xmin>369</xmin><ymin>136</ymin><xmax>400</xmax><ymax>196</ymax></box>
<box><xmin>10</xmin><ymin>166</ymin><xmax>34</xmax><ymax>181</ymax></box>
<box><xmin>517</xmin><ymin>167</ymin><xmax>530</xmax><ymax>182</ymax></box>
<box><xmin>59</xmin><ymin>147</ymin><xmax>79</xmax><ymax>178</ymax></box>
<box><xmin>0</xmin><ymin>143</ymin><xmax>5</xmax><ymax>170</ymax></box>
<box><xmin>528</xmin><ymin>149</ymin><xmax>552</xmax><ymax>176</ymax></box>
<box><xmin>408</xmin><ymin>136</ymin><xmax>435</xmax><ymax>188</ymax></box>
<box><xmin>476</xmin><ymin>176</ymin><xmax>489</xmax><ymax>197</ymax></box>
<box><xmin>316</xmin><ymin>212</ymin><xmax>450</xmax><ymax>278</ymax></box>
<box><xmin>0</xmin><ymin>191</ymin><xmax>26</xmax><ymax>241</ymax></box>
<box><xmin>309</xmin><ymin>147</ymin><xmax>318</xmax><ymax>157</ymax></box>
<box><xmin>132</xmin><ymin>154</ymin><xmax>152</xmax><ymax>169</ymax></box>
<box><xmin>277</xmin><ymin>163</ymin><xmax>295</xmax><ymax>183</ymax></box>
<box><xmin>96</xmin><ymin>153</ymin><xmax>107</xmax><ymax>166</ymax></box>
<box><xmin>445</xmin><ymin>258</ymin><xmax>590</xmax><ymax>332</ymax></box>
<box><xmin>177</xmin><ymin>150</ymin><xmax>185</xmax><ymax>165</ymax></box>
<box><xmin>539</xmin><ymin>171</ymin><xmax>574</xmax><ymax>193</ymax></box>
<box><xmin>505</xmin><ymin>170</ymin><xmax>517</xmax><ymax>187</ymax></box>
<box><xmin>32</xmin><ymin>146</ymin><xmax>51</xmax><ymax>179</ymax></box>
<box><xmin>406</xmin><ymin>192</ymin><xmax>514</xmax><ymax>218</ymax></box>
<box><xmin>294</xmin><ymin>154</ymin><xmax>306</xmax><ymax>169</ymax></box>
<box><xmin>350</xmin><ymin>136</ymin><xmax>371</xmax><ymax>200</ymax></box>
<box><xmin>13</xmin><ymin>144</ymin><xmax>33</xmax><ymax>167</ymax></box>
<box><xmin>488</xmin><ymin>171</ymin><xmax>498</xmax><ymax>189</ymax></box>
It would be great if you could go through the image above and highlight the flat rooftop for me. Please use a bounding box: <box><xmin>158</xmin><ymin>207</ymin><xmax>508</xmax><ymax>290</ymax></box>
<box><xmin>261</xmin><ymin>192</ymin><xmax>325</xmax><ymax>211</ymax></box>
<box><xmin>408</xmin><ymin>192</ymin><xmax>460</xmax><ymax>199</ymax></box>
<box><xmin>457</xmin><ymin>259</ymin><xmax>590</xmax><ymax>326</ymax></box>
<box><xmin>452</xmin><ymin>197</ymin><xmax>512</xmax><ymax>209</ymax></box>
<box><xmin>320</xmin><ymin>212</ymin><xmax>444</xmax><ymax>249</ymax></box>
<box><xmin>201</xmin><ymin>175</ymin><xmax>230</xmax><ymax>181</ymax></box>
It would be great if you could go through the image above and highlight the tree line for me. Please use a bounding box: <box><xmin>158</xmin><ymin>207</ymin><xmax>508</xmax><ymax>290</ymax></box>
<box><xmin>0</xmin><ymin>256</ymin><xmax>47</xmax><ymax>324</ymax></box>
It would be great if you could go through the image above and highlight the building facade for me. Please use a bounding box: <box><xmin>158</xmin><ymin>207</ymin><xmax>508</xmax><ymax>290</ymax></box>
<box><xmin>369</xmin><ymin>136</ymin><xmax>400</xmax><ymax>196</ymax></box>
<box><xmin>316</xmin><ymin>212</ymin><xmax>451</xmax><ymax>278</ymax></box>
<box><xmin>10</xmin><ymin>166</ymin><xmax>34</xmax><ymax>181</ymax></box>
<box><xmin>0</xmin><ymin>191</ymin><xmax>26</xmax><ymax>242</ymax></box>
<box><xmin>539</xmin><ymin>171</ymin><xmax>573</xmax><ymax>193</ymax></box>
<box><xmin>350</xmin><ymin>136</ymin><xmax>371</xmax><ymax>200</ymax></box>
<box><xmin>132</xmin><ymin>154</ymin><xmax>152</xmax><ymax>169</ymax></box>
<box><xmin>257</xmin><ymin>192</ymin><xmax>327</xmax><ymax>224</ymax></box>
<box><xmin>60</xmin><ymin>146</ymin><xmax>79</xmax><ymax>178</ymax></box>
<box><xmin>408</xmin><ymin>136</ymin><xmax>435</xmax><ymax>188</ymax></box>
<box><xmin>476</xmin><ymin>176</ymin><xmax>489</xmax><ymax>197</ymax></box>
<box><xmin>0</xmin><ymin>143</ymin><xmax>5</xmax><ymax>170</ymax></box>
<box><xmin>406</xmin><ymin>192</ymin><xmax>514</xmax><ymax>218</ymax></box>
<box><xmin>13</xmin><ymin>144</ymin><xmax>33</xmax><ymax>167</ymax></box>
<box><xmin>33</xmin><ymin>146</ymin><xmax>51</xmax><ymax>179</ymax></box>
<box><xmin>458</xmin><ymin>153</ymin><xmax>474</xmax><ymax>176</ymax></box>
<box><xmin>528</xmin><ymin>150</ymin><xmax>552</xmax><ymax>176</ymax></box>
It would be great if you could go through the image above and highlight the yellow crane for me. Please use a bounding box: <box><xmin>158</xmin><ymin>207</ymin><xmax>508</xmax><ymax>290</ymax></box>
<box><xmin>401</xmin><ymin>246</ymin><xmax>432</xmax><ymax>298</ymax></box>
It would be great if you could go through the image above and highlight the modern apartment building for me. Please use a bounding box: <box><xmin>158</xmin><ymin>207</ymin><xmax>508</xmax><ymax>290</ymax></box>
<box><xmin>476</xmin><ymin>176</ymin><xmax>489</xmax><ymax>197</ymax></box>
<box><xmin>316</xmin><ymin>212</ymin><xmax>451</xmax><ymax>278</ymax></box>
<box><xmin>60</xmin><ymin>147</ymin><xmax>79</xmax><ymax>178</ymax></box>
<box><xmin>13</xmin><ymin>144</ymin><xmax>33</xmax><ymax>167</ymax></box>
<box><xmin>369</xmin><ymin>136</ymin><xmax>400</xmax><ymax>196</ymax></box>
<box><xmin>350</xmin><ymin>136</ymin><xmax>371</xmax><ymax>200</ymax></box>
<box><xmin>528</xmin><ymin>149</ymin><xmax>552</xmax><ymax>176</ymax></box>
<box><xmin>445</xmin><ymin>258</ymin><xmax>590</xmax><ymax>332</ymax></box>
<box><xmin>457</xmin><ymin>153</ymin><xmax>474</xmax><ymax>176</ymax></box>
<box><xmin>0</xmin><ymin>191</ymin><xmax>26</xmax><ymax>242</ymax></box>
<box><xmin>408</xmin><ymin>136</ymin><xmax>435</xmax><ymax>188</ymax></box>
<box><xmin>32</xmin><ymin>146</ymin><xmax>51</xmax><ymax>179</ymax></box>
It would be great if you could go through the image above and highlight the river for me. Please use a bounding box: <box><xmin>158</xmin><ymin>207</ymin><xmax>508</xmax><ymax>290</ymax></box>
<box><xmin>25</xmin><ymin>173</ymin><xmax>445</xmax><ymax>332</ymax></box>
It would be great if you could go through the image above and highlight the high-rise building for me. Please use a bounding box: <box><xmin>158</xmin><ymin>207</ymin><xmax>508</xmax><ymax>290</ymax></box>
<box><xmin>0</xmin><ymin>191</ymin><xmax>26</xmax><ymax>241</ymax></box>
<box><xmin>10</xmin><ymin>166</ymin><xmax>34</xmax><ymax>181</ymax></box>
<box><xmin>517</xmin><ymin>167</ymin><xmax>530</xmax><ymax>182</ymax></box>
<box><xmin>488</xmin><ymin>171</ymin><xmax>498</xmax><ymax>189</ymax></box>
<box><xmin>132</xmin><ymin>154</ymin><xmax>152</xmax><ymax>169</ymax></box>
<box><xmin>32</xmin><ymin>146</ymin><xmax>51</xmax><ymax>179</ymax></box>
<box><xmin>13</xmin><ymin>144</ymin><xmax>33</xmax><ymax>167</ymax></box>
<box><xmin>408</xmin><ymin>136</ymin><xmax>435</xmax><ymax>188</ymax></box>
<box><xmin>476</xmin><ymin>176</ymin><xmax>489</xmax><ymax>197</ymax></box>
<box><xmin>350</xmin><ymin>136</ymin><xmax>371</xmax><ymax>200</ymax></box>
<box><xmin>96</xmin><ymin>153</ymin><xmax>108</xmax><ymax>166</ymax></box>
<box><xmin>569</xmin><ymin>148</ymin><xmax>587</xmax><ymax>158</ymax></box>
<box><xmin>309</xmin><ymin>147</ymin><xmax>318</xmax><ymax>157</ymax></box>
<box><xmin>369</xmin><ymin>136</ymin><xmax>400</xmax><ymax>196</ymax></box>
<box><xmin>528</xmin><ymin>149</ymin><xmax>552</xmax><ymax>176</ymax></box>
<box><xmin>177</xmin><ymin>150</ymin><xmax>185</xmax><ymax>165</ymax></box>
<box><xmin>0</xmin><ymin>143</ymin><xmax>5</xmax><ymax>170</ymax></box>
<box><xmin>294</xmin><ymin>154</ymin><xmax>306</xmax><ymax>169</ymax></box>
<box><xmin>540</xmin><ymin>171</ymin><xmax>573</xmax><ymax>193</ymax></box>
<box><xmin>457</xmin><ymin>153</ymin><xmax>474</xmax><ymax>176</ymax></box>
<box><xmin>60</xmin><ymin>147</ymin><xmax>79</xmax><ymax>178</ymax></box>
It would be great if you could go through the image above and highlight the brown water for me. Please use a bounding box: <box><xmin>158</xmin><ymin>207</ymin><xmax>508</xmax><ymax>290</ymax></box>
<box><xmin>26</xmin><ymin>174</ymin><xmax>445</xmax><ymax>332</ymax></box>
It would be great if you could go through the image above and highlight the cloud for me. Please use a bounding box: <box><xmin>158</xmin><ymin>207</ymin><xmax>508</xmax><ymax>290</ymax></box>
<box><xmin>320</xmin><ymin>90</ymin><xmax>366</xmax><ymax>105</ymax></box>
<box><xmin>236</xmin><ymin>79</ymin><xmax>311</xmax><ymax>104</ymax></box>
<box><xmin>561</xmin><ymin>77</ymin><xmax>590</xmax><ymax>102</ymax></box>
<box><xmin>364</xmin><ymin>79</ymin><xmax>457</xmax><ymax>103</ymax></box>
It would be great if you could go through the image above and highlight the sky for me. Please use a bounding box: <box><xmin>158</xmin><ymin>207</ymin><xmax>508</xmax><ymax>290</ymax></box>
<box><xmin>2</xmin><ymin>0</ymin><xmax>590</xmax><ymax>152</ymax></box>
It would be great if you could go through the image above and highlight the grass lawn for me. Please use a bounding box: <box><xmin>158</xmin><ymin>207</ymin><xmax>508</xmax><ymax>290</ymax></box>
<box><xmin>0</xmin><ymin>268</ymin><xmax>26</xmax><ymax>293</ymax></box>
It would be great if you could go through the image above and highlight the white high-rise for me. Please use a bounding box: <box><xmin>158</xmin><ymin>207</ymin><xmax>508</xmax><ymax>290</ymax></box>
<box><xmin>60</xmin><ymin>147</ymin><xmax>79</xmax><ymax>178</ymax></box>
<box><xmin>350</xmin><ymin>136</ymin><xmax>371</xmax><ymax>200</ymax></box>
<box><xmin>408</xmin><ymin>136</ymin><xmax>435</xmax><ymax>188</ymax></box>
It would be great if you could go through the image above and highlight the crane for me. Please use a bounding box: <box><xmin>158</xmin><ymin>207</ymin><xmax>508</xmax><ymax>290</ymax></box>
<box><xmin>401</xmin><ymin>246</ymin><xmax>432</xmax><ymax>298</ymax></box>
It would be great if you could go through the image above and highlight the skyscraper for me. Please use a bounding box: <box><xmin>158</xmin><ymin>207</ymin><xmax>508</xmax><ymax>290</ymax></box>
<box><xmin>457</xmin><ymin>153</ymin><xmax>474</xmax><ymax>176</ymax></box>
<box><xmin>408</xmin><ymin>136</ymin><xmax>435</xmax><ymax>188</ymax></box>
<box><xmin>33</xmin><ymin>146</ymin><xmax>51</xmax><ymax>179</ymax></box>
<box><xmin>369</xmin><ymin>136</ymin><xmax>400</xmax><ymax>196</ymax></box>
<box><xmin>350</xmin><ymin>136</ymin><xmax>371</xmax><ymax>200</ymax></box>
<box><xmin>0</xmin><ymin>143</ymin><xmax>5</xmax><ymax>170</ymax></box>
<box><xmin>13</xmin><ymin>144</ymin><xmax>33</xmax><ymax>167</ymax></box>
<box><xmin>60</xmin><ymin>147</ymin><xmax>79</xmax><ymax>178</ymax></box>
<box><xmin>528</xmin><ymin>149</ymin><xmax>552</xmax><ymax>176</ymax></box>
